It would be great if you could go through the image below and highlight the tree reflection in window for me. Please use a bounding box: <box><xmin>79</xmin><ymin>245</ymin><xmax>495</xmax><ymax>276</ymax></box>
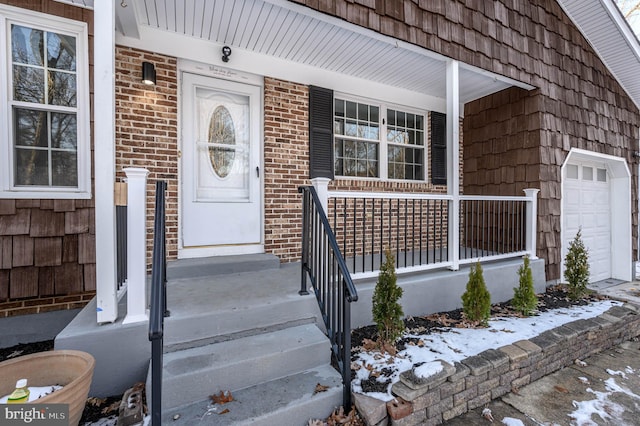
<box><xmin>207</xmin><ymin>106</ymin><xmax>236</xmax><ymax>178</ymax></box>
<box><xmin>11</xmin><ymin>24</ymin><xmax>78</xmax><ymax>187</ymax></box>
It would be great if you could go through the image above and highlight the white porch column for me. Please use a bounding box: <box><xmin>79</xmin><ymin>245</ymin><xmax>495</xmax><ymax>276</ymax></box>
<box><xmin>524</xmin><ymin>188</ymin><xmax>540</xmax><ymax>259</ymax></box>
<box><xmin>123</xmin><ymin>168</ymin><xmax>150</xmax><ymax>324</ymax></box>
<box><xmin>94</xmin><ymin>0</ymin><xmax>118</xmax><ymax>323</ymax></box>
<box><xmin>447</xmin><ymin>60</ymin><xmax>460</xmax><ymax>270</ymax></box>
<box><xmin>311</xmin><ymin>177</ymin><xmax>331</xmax><ymax>214</ymax></box>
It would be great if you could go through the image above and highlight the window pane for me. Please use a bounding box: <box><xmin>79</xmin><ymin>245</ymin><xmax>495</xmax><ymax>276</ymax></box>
<box><xmin>11</xmin><ymin>25</ymin><xmax>44</xmax><ymax>66</ymax></box>
<box><xmin>346</xmin><ymin>101</ymin><xmax>357</xmax><ymax>119</ymax></box>
<box><xmin>47</xmin><ymin>32</ymin><xmax>76</xmax><ymax>71</ymax></box>
<box><xmin>48</xmin><ymin>70</ymin><xmax>77</xmax><ymax>107</ymax></box>
<box><xmin>52</xmin><ymin>151</ymin><xmax>78</xmax><ymax>186</ymax></box>
<box><xmin>334</xmin><ymin>118</ymin><xmax>344</xmax><ymax>135</ymax></box>
<box><xmin>13</xmin><ymin>65</ymin><xmax>45</xmax><ymax>103</ymax></box>
<box><xmin>335</xmin><ymin>99</ymin><xmax>344</xmax><ymax>117</ymax></box>
<box><xmin>15</xmin><ymin>148</ymin><xmax>48</xmax><ymax>186</ymax></box>
<box><xmin>583</xmin><ymin>166</ymin><xmax>593</xmax><ymax>181</ymax></box>
<box><xmin>370</xmin><ymin>106</ymin><xmax>379</xmax><ymax>123</ymax></box>
<box><xmin>51</xmin><ymin>113</ymin><xmax>77</xmax><ymax>150</ymax></box>
<box><xmin>387</xmin><ymin>109</ymin><xmax>396</xmax><ymax>126</ymax></box>
<box><xmin>597</xmin><ymin>168</ymin><xmax>607</xmax><ymax>182</ymax></box>
<box><xmin>358</xmin><ymin>103</ymin><xmax>368</xmax><ymax>121</ymax></box>
<box><xmin>566</xmin><ymin>164</ymin><xmax>578</xmax><ymax>179</ymax></box>
<box><xmin>14</xmin><ymin>108</ymin><xmax>48</xmax><ymax>147</ymax></box>
<box><xmin>345</xmin><ymin>120</ymin><xmax>357</xmax><ymax>137</ymax></box>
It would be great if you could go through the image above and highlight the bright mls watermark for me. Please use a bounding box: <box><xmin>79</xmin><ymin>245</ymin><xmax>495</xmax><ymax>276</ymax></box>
<box><xmin>0</xmin><ymin>404</ymin><xmax>68</xmax><ymax>425</ymax></box>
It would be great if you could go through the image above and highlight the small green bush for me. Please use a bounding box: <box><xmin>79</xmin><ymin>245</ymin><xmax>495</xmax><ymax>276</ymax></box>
<box><xmin>564</xmin><ymin>229</ymin><xmax>590</xmax><ymax>300</ymax></box>
<box><xmin>372</xmin><ymin>250</ymin><xmax>404</xmax><ymax>347</ymax></box>
<box><xmin>512</xmin><ymin>255</ymin><xmax>537</xmax><ymax>316</ymax></box>
<box><xmin>461</xmin><ymin>261</ymin><xmax>491</xmax><ymax>326</ymax></box>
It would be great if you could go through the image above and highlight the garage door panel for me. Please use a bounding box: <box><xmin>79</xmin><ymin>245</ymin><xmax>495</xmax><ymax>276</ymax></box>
<box><xmin>562</xmin><ymin>162</ymin><xmax>611</xmax><ymax>283</ymax></box>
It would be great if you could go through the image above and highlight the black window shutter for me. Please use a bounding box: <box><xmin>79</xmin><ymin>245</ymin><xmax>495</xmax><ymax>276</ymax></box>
<box><xmin>309</xmin><ymin>86</ymin><xmax>334</xmax><ymax>179</ymax></box>
<box><xmin>431</xmin><ymin>111</ymin><xmax>447</xmax><ymax>185</ymax></box>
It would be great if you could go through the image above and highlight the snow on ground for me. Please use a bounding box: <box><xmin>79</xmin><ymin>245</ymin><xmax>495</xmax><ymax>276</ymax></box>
<box><xmin>352</xmin><ymin>300</ymin><xmax>622</xmax><ymax>401</ymax></box>
<box><xmin>568</xmin><ymin>370</ymin><xmax>640</xmax><ymax>426</ymax></box>
<box><xmin>501</xmin><ymin>418</ymin><xmax>525</xmax><ymax>426</ymax></box>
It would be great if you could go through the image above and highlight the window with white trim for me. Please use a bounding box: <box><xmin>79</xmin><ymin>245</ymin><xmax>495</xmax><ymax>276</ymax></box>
<box><xmin>0</xmin><ymin>5</ymin><xmax>90</xmax><ymax>199</ymax></box>
<box><xmin>333</xmin><ymin>97</ymin><xmax>426</xmax><ymax>181</ymax></box>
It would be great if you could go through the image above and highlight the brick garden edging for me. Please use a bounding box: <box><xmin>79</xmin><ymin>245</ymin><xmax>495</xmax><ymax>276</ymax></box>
<box><xmin>353</xmin><ymin>303</ymin><xmax>640</xmax><ymax>426</ymax></box>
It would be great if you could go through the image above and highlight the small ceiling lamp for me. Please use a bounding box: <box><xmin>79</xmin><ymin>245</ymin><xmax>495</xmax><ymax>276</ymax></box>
<box><xmin>142</xmin><ymin>61</ymin><xmax>156</xmax><ymax>85</ymax></box>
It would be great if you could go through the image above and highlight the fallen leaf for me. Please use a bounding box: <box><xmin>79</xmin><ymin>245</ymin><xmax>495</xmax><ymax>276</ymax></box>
<box><xmin>102</xmin><ymin>401</ymin><xmax>120</xmax><ymax>415</ymax></box>
<box><xmin>362</xmin><ymin>338</ymin><xmax>378</xmax><ymax>351</ymax></box>
<box><xmin>574</xmin><ymin>359</ymin><xmax>587</xmax><ymax>367</ymax></box>
<box><xmin>210</xmin><ymin>390</ymin><xmax>234</xmax><ymax>405</ymax></box>
<box><xmin>218</xmin><ymin>408</ymin><xmax>229</xmax><ymax>415</ymax></box>
<box><xmin>307</xmin><ymin>420</ymin><xmax>325</xmax><ymax>426</ymax></box>
<box><xmin>86</xmin><ymin>397</ymin><xmax>106</xmax><ymax>407</ymax></box>
<box><xmin>314</xmin><ymin>383</ymin><xmax>329</xmax><ymax>394</ymax></box>
<box><xmin>554</xmin><ymin>385</ymin><xmax>569</xmax><ymax>393</ymax></box>
<box><xmin>481</xmin><ymin>407</ymin><xmax>494</xmax><ymax>422</ymax></box>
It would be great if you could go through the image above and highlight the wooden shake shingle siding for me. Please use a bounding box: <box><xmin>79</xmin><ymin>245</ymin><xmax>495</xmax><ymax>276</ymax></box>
<box><xmin>296</xmin><ymin>0</ymin><xmax>640</xmax><ymax>281</ymax></box>
<box><xmin>0</xmin><ymin>0</ymin><xmax>96</xmax><ymax>314</ymax></box>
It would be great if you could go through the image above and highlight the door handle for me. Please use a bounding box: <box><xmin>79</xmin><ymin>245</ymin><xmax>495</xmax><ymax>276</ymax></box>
<box><xmin>256</xmin><ymin>166</ymin><xmax>260</xmax><ymax>178</ymax></box>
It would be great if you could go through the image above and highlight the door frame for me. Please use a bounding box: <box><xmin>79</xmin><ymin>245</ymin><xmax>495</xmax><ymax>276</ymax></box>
<box><xmin>560</xmin><ymin>148</ymin><xmax>632</xmax><ymax>282</ymax></box>
<box><xmin>177</xmin><ymin>59</ymin><xmax>264</xmax><ymax>258</ymax></box>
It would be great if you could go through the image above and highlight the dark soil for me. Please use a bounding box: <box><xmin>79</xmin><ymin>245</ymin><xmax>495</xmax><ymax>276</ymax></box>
<box><xmin>349</xmin><ymin>285</ymin><xmax>607</xmax><ymax>393</ymax></box>
<box><xmin>0</xmin><ymin>340</ymin><xmax>122</xmax><ymax>425</ymax></box>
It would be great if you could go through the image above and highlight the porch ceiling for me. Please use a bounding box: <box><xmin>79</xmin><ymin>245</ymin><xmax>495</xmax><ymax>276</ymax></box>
<box><xmin>117</xmin><ymin>0</ymin><xmax>530</xmax><ymax>105</ymax></box>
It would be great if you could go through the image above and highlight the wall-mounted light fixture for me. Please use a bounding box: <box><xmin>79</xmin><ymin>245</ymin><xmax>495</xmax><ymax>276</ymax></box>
<box><xmin>222</xmin><ymin>46</ymin><xmax>232</xmax><ymax>63</ymax></box>
<box><xmin>142</xmin><ymin>61</ymin><xmax>156</xmax><ymax>85</ymax></box>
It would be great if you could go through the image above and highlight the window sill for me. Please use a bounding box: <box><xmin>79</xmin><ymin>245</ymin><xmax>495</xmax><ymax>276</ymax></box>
<box><xmin>0</xmin><ymin>190</ymin><xmax>92</xmax><ymax>200</ymax></box>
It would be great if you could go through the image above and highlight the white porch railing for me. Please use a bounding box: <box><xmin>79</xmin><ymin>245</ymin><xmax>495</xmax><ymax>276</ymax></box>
<box><xmin>314</xmin><ymin>181</ymin><xmax>539</xmax><ymax>280</ymax></box>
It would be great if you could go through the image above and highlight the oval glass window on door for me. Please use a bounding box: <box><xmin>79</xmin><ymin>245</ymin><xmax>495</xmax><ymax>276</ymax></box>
<box><xmin>208</xmin><ymin>106</ymin><xmax>235</xmax><ymax>178</ymax></box>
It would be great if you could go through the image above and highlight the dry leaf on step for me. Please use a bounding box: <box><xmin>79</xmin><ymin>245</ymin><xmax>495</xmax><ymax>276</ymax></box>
<box><xmin>554</xmin><ymin>385</ymin><xmax>569</xmax><ymax>393</ymax></box>
<box><xmin>314</xmin><ymin>383</ymin><xmax>330</xmax><ymax>394</ymax></box>
<box><xmin>307</xmin><ymin>420</ymin><xmax>325</xmax><ymax>426</ymax></box>
<box><xmin>210</xmin><ymin>390</ymin><xmax>234</xmax><ymax>404</ymax></box>
<box><xmin>218</xmin><ymin>409</ymin><xmax>230</xmax><ymax>415</ymax></box>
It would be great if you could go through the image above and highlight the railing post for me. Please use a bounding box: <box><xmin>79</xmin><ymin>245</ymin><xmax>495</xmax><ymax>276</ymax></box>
<box><xmin>123</xmin><ymin>167</ymin><xmax>150</xmax><ymax>324</ymax></box>
<box><xmin>311</xmin><ymin>177</ymin><xmax>331</xmax><ymax>214</ymax></box>
<box><xmin>524</xmin><ymin>188</ymin><xmax>540</xmax><ymax>260</ymax></box>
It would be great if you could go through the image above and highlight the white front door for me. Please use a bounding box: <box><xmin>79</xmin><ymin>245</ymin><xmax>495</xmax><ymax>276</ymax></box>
<box><xmin>181</xmin><ymin>72</ymin><xmax>262</xmax><ymax>253</ymax></box>
<box><xmin>562</xmin><ymin>162</ymin><xmax>611</xmax><ymax>282</ymax></box>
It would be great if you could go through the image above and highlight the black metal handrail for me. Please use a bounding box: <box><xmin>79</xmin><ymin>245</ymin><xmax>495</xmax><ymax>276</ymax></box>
<box><xmin>299</xmin><ymin>185</ymin><xmax>358</xmax><ymax>409</ymax></box>
<box><xmin>149</xmin><ymin>180</ymin><xmax>168</xmax><ymax>426</ymax></box>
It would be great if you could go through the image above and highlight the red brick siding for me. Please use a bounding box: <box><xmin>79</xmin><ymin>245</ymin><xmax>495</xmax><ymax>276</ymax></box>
<box><xmin>0</xmin><ymin>1</ymin><xmax>95</xmax><ymax>315</ymax></box>
<box><xmin>295</xmin><ymin>0</ymin><xmax>640</xmax><ymax>281</ymax></box>
<box><xmin>114</xmin><ymin>46</ymin><xmax>179</xmax><ymax>267</ymax></box>
<box><xmin>263</xmin><ymin>78</ymin><xmax>311</xmax><ymax>262</ymax></box>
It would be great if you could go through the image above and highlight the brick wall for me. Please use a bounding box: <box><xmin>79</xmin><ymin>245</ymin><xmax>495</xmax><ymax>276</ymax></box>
<box><xmin>114</xmin><ymin>46</ymin><xmax>179</xmax><ymax>266</ymax></box>
<box><xmin>0</xmin><ymin>0</ymin><xmax>95</xmax><ymax>317</ymax></box>
<box><xmin>294</xmin><ymin>0</ymin><xmax>640</xmax><ymax>282</ymax></box>
<box><xmin>263</xmin><ymin>78</ymin><xmax>311</xmax><ymax>262</ymax></box>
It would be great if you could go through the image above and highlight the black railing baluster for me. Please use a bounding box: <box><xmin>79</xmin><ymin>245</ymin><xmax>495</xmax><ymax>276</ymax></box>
<box><xmin>353</xmin><ymin>199</ymin><xmax>357</xmax><ymax>273</ymax></box>
<box><xmin>362</xmin><ymin>199</ymin><xmax>366</xmax><ymax>274</ymax></box>
<box><xmin>380</xmin><ymin>199</ymin><xmax>384</xmax><ymax>269</ymax></box>
<box><xmin>395</xmin><ymin>199</ymin><xmax>400</xmax><ymax>268</ymax></box>
<box><xmin>404</xmin><ymin>199</ymin><xmax>408</xmax><ymax>268</ymax></box>
<box><xmin>371</xmin><ymin>199</ymin><xmax>375</xmax><ymax>272</ymax></box>
<box><xmin>412</xmin><ymin>199</ymin><xmax>416</xmax><ymax>267</ymax></box>
<box><xmin>419</xmin><ymin>200</ymin><xmax>423</xmax><ymax>265</ymax></box>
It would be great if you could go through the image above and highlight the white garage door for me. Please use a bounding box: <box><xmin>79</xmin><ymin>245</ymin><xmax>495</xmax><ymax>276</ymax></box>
<box><xmin>562</xmin><ymin>163</ymin><xmax>611</xmax><ymax>283</ymax></box>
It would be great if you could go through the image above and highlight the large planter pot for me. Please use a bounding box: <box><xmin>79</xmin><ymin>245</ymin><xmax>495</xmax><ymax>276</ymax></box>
<box><xmin>0</xmin><ymin>350</ymin><xmax>95</xmax><ymax>426</ymax></box>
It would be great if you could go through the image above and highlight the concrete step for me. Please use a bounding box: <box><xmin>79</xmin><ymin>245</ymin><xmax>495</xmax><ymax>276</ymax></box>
<box><xmin>163</xmin><ymin>264</ymin><xmax>322</xmax><ymax>351</ymax></box>
<box><xmin>161</xmin><ymin>324</ymin><xmax>332</xmax><ymax>411</ymax></box>
<box><xmin>166</xmin><ymin>253</ymin><xmax>280</xmax><ymax>280</ymax></box>
<box><xmin>163</xmin><ymin>364</ymin><xmax>343</xmax><ymax>426</ymax></box>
